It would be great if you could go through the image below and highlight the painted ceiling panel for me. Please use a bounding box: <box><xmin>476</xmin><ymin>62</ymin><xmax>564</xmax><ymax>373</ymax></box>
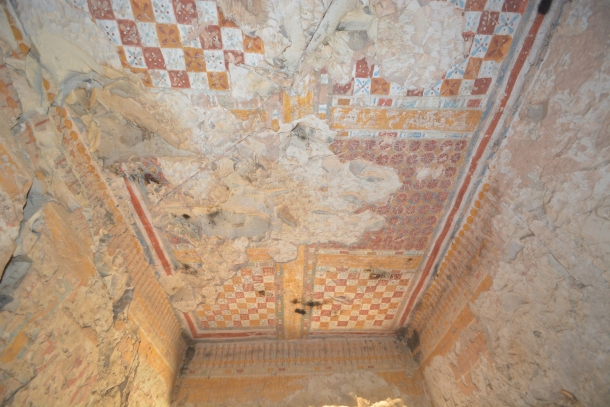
<box><xmin>64</xmin><ymin>0</ymin><xmax>535</xmax><ymax>340</ymax></box>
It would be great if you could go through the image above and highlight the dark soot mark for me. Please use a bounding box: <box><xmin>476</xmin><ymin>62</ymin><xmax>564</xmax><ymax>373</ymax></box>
<box><xmin>538</xmin><ymin>0</ymin><xmax>552</xmax><ymax>14</ymax></box>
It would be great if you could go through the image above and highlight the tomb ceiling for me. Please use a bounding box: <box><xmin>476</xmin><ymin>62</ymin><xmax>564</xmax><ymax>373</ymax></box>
<box><xmin>15</xmin><ymin>0</ymin><xmax>533</xmax><ymax>340</ymax></box>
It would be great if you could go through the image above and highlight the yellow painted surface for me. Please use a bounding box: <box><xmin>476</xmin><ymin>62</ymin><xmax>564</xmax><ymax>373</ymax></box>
<box><xmin>0</xmin><ymin>331</ymin><xmax>27</xmax><ymax>363</ymax></box>
<box><xmin>173</xmin><ymin>249</ymin><xmax>202</xmax><ymax>263</ymax></box>
<box><xmin>138</xmin><ymin>328</ymin><xmax>176</xmax><ymax>388</ymax></box>
<box><xmin>282</xmin><ymin>246</ymin><xmax>306</xmax><ymax>340</ymax></box>
<box><xmin>316</xmin><ymin>253</ymin><xmax>421</xmax><ymax>270</ymax></box>
<box><xmin>281</xmin><ymin>78</ymin><xmax>314</xmax><ymax>123</ymax></box>
<box><xmin>179</xmin><ymin>375</ymin><xmax>306</xmax><ymax>404</ymax></box>
<box><xmin>229</xmin><ymin>109</ymin><xmax>266</xmax><ymax>122</ymax></box>
<box><xmin>44</xmin><ymin>204</ymin><xmax>96</xmax><ymax>282</ymax></box>
<box><xmin>330</xmin><ymin>107</ymin><xmax>482</xmax><ymax>132</ymax></box>
<box><xmin>246</xmin><ymin>247</ymin><xmax>272</xmax><ymax>262</ymax></box>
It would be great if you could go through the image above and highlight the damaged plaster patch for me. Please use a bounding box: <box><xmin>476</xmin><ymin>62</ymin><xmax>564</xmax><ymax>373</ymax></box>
<box><xmin>282</xmin><ymin>371</ymin><xmax>407</xmax><ymax>407</ymax></box>
<box><xmin>375</xmin><ymin>0</ymin><xmax>465</xmax><ymax>90</ymax></box>
<box><xmin>140</xmin><ymin>116</ymin><xmax>400</xmax><ymax>309</ymax></box>
<box><xmin>156</xmin><ymin>115</ymin><xmax>399</xmax><ymax>265</ymax></box>
<box><xmin>219</xmin><ymin>0</ymin><xmax>464</xmax><ymax>91</ymax></box>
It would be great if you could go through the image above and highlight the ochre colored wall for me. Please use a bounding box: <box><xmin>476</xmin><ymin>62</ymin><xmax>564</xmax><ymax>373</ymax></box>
<box><xmin>407</xmin><ymin>0</ymin><xmax>610</xmax><ymax>405</ymax></box>
<box><xmin>0</xmin><ymin>22</ymin><xmax>187</xmax><ymax>405</ymax></box>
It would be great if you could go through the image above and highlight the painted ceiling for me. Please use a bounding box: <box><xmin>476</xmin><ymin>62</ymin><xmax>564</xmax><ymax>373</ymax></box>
<box><xmin>60</xmin><ymin>0</ymin><xmax>533</xmax><ymax>340</ymax></box>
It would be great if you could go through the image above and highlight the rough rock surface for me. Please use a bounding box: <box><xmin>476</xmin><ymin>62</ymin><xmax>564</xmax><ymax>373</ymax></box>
<box><xmin>417</xmin><ymin>0</ymin><xmax>610</xmax><ymax>405</ymax></box>
<box><xmin>0</xmin><ymin>7</ymin><xmax>186</xmax><ymax>405</ymax></box>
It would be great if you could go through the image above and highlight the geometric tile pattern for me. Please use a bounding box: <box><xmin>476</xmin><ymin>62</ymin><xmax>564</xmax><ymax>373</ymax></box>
<box><xmin>330</xmin><ymin>137</ymin><xmax>469</xmax><ymax>251</ymax></box>
<box><xmin>333</xmin><ymin>0</ymin><xmax>527</xmax><ymax>98</ymax></box>
<box><xmin>197</xmin><ymin>265</ymin><xmax>276</xmax><ymax>329</ymax></box>
<box><xmin>310</xmin><ymin>268</ymin><xmax>410</xmax><ymax>331</ymax></box>
<box><xmin>70</xmin><ymin>0</ymin><xmax>264</xmax><ymax>90</ymax></box>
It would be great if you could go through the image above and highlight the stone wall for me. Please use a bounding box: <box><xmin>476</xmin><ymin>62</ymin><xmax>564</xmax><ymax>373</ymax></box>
<box><xmin>407</xmin><ymin>0</ymin><xmax>610</xmax><ymax>405</ymax></box>
<box><xmin>0</xmin><ymin>9</ymin><xmax>187</xmax><ymax>406</ymax></box>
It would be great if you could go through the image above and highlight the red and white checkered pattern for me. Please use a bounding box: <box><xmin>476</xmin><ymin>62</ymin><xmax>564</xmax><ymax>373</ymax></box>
<box><xmin>198</xmin><ymin>266</ymin><xmax>276</xmax><ymax>328</ymax></box>
<box><xmin>310</xmin><ymin>269</ymin><xmax>410</xmax><ymax>330</ymax></box>
<box><xmin>69</xmin><ymin>0</ymin><xmax>265</xmax><ymax>90</ymax></box>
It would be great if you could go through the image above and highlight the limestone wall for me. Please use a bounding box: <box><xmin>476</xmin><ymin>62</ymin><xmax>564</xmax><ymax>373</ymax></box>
<box><xmin>406</xmin><ymin>0</ymin><xmax>610</xmax><ymax>405</ymax></box>
<box><xmin>0</xmin><ymin>9</ymin><xmax>187</xmax><ymax>405</ymax></box>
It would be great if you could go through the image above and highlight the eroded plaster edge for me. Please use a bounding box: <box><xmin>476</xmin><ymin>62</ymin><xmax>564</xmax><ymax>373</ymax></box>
<box><xmin>397</xmin><ymin>0</ymin><xmax>565</xmax><ymax>329</ymax></box>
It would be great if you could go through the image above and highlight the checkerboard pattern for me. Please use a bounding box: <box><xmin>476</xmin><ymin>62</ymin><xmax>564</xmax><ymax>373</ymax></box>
<box><xmin>197</xmin><ymin>266</ymin><xmax>276</xmax><ymax>329</ymax></box>
<box><xmin>68</xmin><ymin>0</ymin><xmax>265</xmax><ymax>90</ymax></box>
<box><xmin>309</xmin><ymin>268</ymin><xmax>410</xmax><ymax>330</ymax></box>
<box><xmin>333</xmin><ymin>0</ymin><xmax>527</xmax><ymax>98</ymax></box>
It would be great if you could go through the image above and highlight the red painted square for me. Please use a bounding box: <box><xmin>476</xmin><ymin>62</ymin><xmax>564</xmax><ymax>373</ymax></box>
<box><xmin>219</xmin><ymin>304</ymin><xmax>229</xmax><ymax>310</ymax></box>
<box><xmin>406</xmin><ymin>88</ymin><xmax>423</xmax><ymax>96</ymax></box>
<box><xmin>200</xmin><ymin>25</ymin><xmax>223</xmax><ymax>49</ymax></box>
<box><xmin>240</xmin><ymin>313</ymin><xmax>250</xmax><ymax>320</ymax></box>
<box><xmin>355</xmin><ymin>58</ymin><xmax>373</xmax><ymax>78</ymax></box>
<box><xmin>324</xmin><ymin>286</ymin><xmax>336</xmax><ymax>292</ymax></box>
<box><xmin>336</xmin><ymin>279</ymin><xmax>347</xmax><ymax>286</ymax></box>
<box><xmin>248</xmin><ymin>308</ymin><xmax>257</xmax><ymax>314</ymax></box>
<box><xmin>321</xmin><ymin>310</ymin><xmax>331</xmax><ymax>317</ymax></box>
<box><xmin>377</xmin><ymin>98</ymin><xmax>393</xmax><ymax>107</ymax></box>
<box><xmin>337</xmin><ymin>321</ymin><xmax>348</xmax><ymax>327</ymax></box>
<box><xmin>169</xmin><ymin>70</ymin><xmax>190</xmax><ymax>88</ymax></box>
<box><xmin>472</xmin><ymin>78</ymin><xmax>492</xmax><ymax>95</ymax></box>
<box><xmin>143</xmin><ymin>47</ymin><xmax>166</xmax><ymax>69</ymax></box>
<box><xmin>257</xmin><ymin>302</ymin><xmax>267</xmax><ymax>309</ymax></box>
<box><xmin>465</xmin><ymin>0</ymin><xmax>487</xmax><ymax>11</ymax></box>
<box><xmin>370</xmin><ymin>304</ymin><xmax>380</xmax><ymax>310</ymax></box>
<box><xmin>235</xmin><ymin>291</ymin><xmax>245</xmax><ymax>298</ymax></box>
<box><xmin>477</xmin><ymin>12</ymin><xmax>499</xmax><ymax>35</ymax></box>
<box><xmin>263</xmin><ymin>267</ymin><xmax>274</xmax><ymax>275</ymax></box>
<box><xmin>333</xmin><ymin>80</ymin><xmax>353</xmax><ymax>95</ymax></box>
<box><xmin>213</xmin><ymin>309</ymin><xmax>222</xmax><ymax>315</ymax></box>
<box><xmin>467</xmin><ymin>99</ymin><xmax>482</xmax><ymax>108</ymax></box>
<box><xmin>311</xmin><ymin>316</ymin><xmax>320</xmax><ymax>322</ymax></box>
<box><xmin>331</xmin><ymin>304</ymin><xmax>342</xmax><ymax>311</ymax></box>
<box><xmin>354</xmin><ymin>293</ymin><xmax>365</xmax><ymax>299</ymax></box>
<box><xmin>373</xmin><ymin>320</ymin><xmax>384</xmax><ymax>326</ymax></box>
<box><xmin>88</xmin><ymin>0</ymin><xmax>115</xmax><ymax>19</ymax></box>
<box><xmin>393</xmin><ymin>291</ymin><xmax>403</xmax><ymax>298</ymax></box>
<box><xmin>252</xmin><ymin>275</ymin><xmax>264</xmax><ymax>283</ymax></box>
<box><xmin>233</xmin><ymin>320</ymin><xmax>242</xmax><ymax>327</ymax></box>
<box><xmin>349</xmin><ymin>316</ymin><xmax>358</xmax><ymax>321</ymax></box>
<box><xmin>242</xmin><ymin>283</ymin><xmax>253</xmax><ymax>291</ymax></box>
<box><xmin>224</xmin><ymin>50</ymin><xmax>244</xmax><ymax>68</ymax></box>
<box><xmin>503</xmin><ymin>0</ymin><xmax>527</xmax><ymax>12</ymax></box>
<box><xmin>117</xmin><ymin>20</ymin><xmax>141</xmax><ymax>46</ymax></box>
<box><xmin>385</xmin><ymin>314</ymin><xmax>394</xmax><ymax>320</ymax></box>
<box><xmin>381</xmin><ymin>297</ymin><xmax>392</xmax><ymax>303</ymax></box>
<box><xmin>359</xmin><ymin>310</ymin><xmax>368</xmax><ymax>315</ymax></box>
<box><xmin>365</xmin><ymin>286</ymin><xmax>376</xmax><ymax>292</ymax></box>
<box><xmin>172</xmin><ymin>0</ymin><xmax>197</xmax><ymax>24</ymax></box>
